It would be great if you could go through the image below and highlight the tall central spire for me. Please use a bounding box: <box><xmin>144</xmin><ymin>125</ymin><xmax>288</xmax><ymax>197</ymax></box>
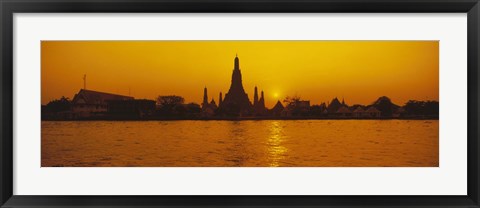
<box><xmin>219</xmin><ymin>55</ymin><xmax>253</xmax><ymax>115</ymax></box>
<box><xmin>230</xmin><ymin>55</ymin><xmax>246</xmax><ymax>94</ymax></box>
<box><xmin>234</xmin><ymin>54</ymin><xmax>240</xmax><ymax>71</ymax></box>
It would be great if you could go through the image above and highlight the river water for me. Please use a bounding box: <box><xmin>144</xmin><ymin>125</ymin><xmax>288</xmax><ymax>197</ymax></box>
<box><xmin>41</xmin><ymin>120</ymin><xmax>438</xmax><ymax>167</ymax></box>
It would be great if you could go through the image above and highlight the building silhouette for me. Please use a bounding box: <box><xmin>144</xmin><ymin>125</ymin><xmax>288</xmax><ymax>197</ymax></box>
<box><xmin>42</xmin><ymin>55</ymin><xmax>439</xmax><ymax>120</ymax></box>
<box><xmin>327</xmin><ymin>97</ymin><xmax>343</xmax><ymax>113</ymax></box>
<box><xmin>42</xmin><ymin>54</ymin><xmax>439</xmax><ymax>120</ymax></box>
<box><xmin>217</xmin><ymin>55</ymin><xmax>254</xmax><ymax>115</ymax></box>
<box><xmin>107</xmin><ymin>99</ymin><xmax>156</xmax><ymax>119</ymax></box>
<box><xmin>253</xmin><ymin>88</ymin><xmax>267</xmax><ymax>115</ymax></box>
<box><xmin>202</xmin><ymin>86</ymin><xmax>217</xmax><ymax>116</ymax></box>
<box><xmin>71</xmin><ymin>89</ymin><xmax>133</xmax><ymax>118</ymax></box>
<box><xmin>202</xmin><ymin>87</ymin><xmax>209</xmax><ymax>109</ymax></box>
<box><xmin>271</xmin><ymin>100</ymin><xmax>284</xmax><ymax>116</ymax></box>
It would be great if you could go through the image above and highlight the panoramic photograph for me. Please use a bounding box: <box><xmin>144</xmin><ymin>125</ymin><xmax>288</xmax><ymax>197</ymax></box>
<box><xmin>41</xmin><ymin>41</ymin><xmax>439</xmax><ymax>167</ymax></box>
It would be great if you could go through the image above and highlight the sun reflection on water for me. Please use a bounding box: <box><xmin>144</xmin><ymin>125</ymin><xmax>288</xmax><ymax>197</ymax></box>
<box><xmin>267</xmin><ymin>121</ymin><xmax>288</xmax><ymax>167</ymax></box>
<box><xmin>41</xmin><ymin>120</ymin><xmax>439</xmax><ymax>167</ymax></box>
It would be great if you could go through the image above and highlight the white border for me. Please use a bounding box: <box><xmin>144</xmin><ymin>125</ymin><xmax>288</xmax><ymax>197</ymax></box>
<box><xmin>14</xmin><ymin>13</ymin><xmax>467</xmax><ymax>195</ymax></box>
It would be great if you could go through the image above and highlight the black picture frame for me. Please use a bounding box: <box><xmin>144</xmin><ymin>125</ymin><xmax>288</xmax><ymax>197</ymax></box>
<box><xmin>1</xmin><ymin>0</ymin><xmax>479</xmax><ymax>207</ymax></box>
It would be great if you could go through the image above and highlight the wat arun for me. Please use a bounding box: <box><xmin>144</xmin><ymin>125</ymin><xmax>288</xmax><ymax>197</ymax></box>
<box><xmin>203</xmin><ymin>55</ymin><xmax>266</xmax><ymax>116</ymax></box>
<box><xmin>220</xmin><ymin>55</ymin><xmax>253</xmax><ymax>113</ymax></box>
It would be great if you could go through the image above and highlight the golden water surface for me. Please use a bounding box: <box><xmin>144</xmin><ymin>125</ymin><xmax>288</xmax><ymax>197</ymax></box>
<box><xmin>41</xmin><ymin>120</ymin><xmax>439</xmax><ymax>167</ymax></box>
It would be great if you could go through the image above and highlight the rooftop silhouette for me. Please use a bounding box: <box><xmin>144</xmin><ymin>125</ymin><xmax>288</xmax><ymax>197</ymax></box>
<box><xmin>41</xmin><ymin>55</ymin><xmax>439</xmax><ymax>120</ymax></box>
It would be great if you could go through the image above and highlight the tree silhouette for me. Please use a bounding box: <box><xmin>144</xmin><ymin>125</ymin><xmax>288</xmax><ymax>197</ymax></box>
<box><xmin>45</xmin><ymin>96</ymin><xmax>71</xmax><ymax>113</ymax></box>
<box><xmin>404</xmin><ymin>100</ymin><xmax>439</xmax><ymax>116</ymax></box>
<box><xmin>371</xmin><ymin>96</ymin><xmax>398</xmax><ymax>117</ymax></box>
<box><xmin>185</xmin><ymin>103</ymin><xmax>201</xmax><ymax>115</ymax></box>
<box><xmin>283</xmin><ymin>95</ymin><xmax>301</xmax><ymax>109</ymax></box>
<box><xmin>156</xmin><ymin>95</ymin><xmax>185</xmax><ymax>116</ymax></box>
<box><xmin>284</xmin><ymin>95</ymin><xmax>308</xmax><ymax>116</ymax></box>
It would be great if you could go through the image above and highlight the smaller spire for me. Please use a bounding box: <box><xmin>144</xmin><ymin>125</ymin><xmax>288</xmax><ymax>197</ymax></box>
<box><xmin>258</xmin><ymin>90</ymin><xmax>266</xmax><ymax>109</ymax></box>
<box><xmin>209</xmin><ymin>98</ymin><xmax>217</xmax><ymax>108</ymax></box>
<box><xmin>202</xmin><ymin>86</ymin><xmax>209</xmax><ymax>109</ymax></box>
<box><xmin>254</xmin><ymin>86</ymin><xmax>259</xmax><ymax>106</ymax></box>
<box><xmin>219</xmin><ymin>92</ymin><xmax>223</xmax><ymax>105</ymax></box>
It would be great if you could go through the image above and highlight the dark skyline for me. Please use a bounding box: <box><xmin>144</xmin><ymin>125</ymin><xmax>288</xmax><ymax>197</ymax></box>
<box><xmin>41</xmin><ymin>41</ymin><xmax>439</xmax><ymax>107</ymax></box>
<box><xmin>42</xmin><ymin>55</ymin><xmax>439</xmax><ymax>120</ymax></box>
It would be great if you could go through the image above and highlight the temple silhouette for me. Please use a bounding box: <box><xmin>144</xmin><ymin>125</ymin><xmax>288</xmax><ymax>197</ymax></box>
<box><xmin>42</xmin><ymin>55</ymin><xmax>439</xmax><ymax>120</ymax></box>
<box><xmin>202</xmin><ymin>55</ymin><xmax>266</xmax><ymax>116</ymax></box>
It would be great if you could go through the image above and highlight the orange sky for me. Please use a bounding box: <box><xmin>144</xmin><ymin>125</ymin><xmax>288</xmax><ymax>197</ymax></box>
<box><xmin>41</xmin><ymin>41</ymin><xmax>438</xmax><ymax>108</ymax></box>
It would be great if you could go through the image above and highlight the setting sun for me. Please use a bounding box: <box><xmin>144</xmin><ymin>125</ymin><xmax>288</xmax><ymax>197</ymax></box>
<box><xmin>41</xmin><ymin>40</ymin><xmax>439</xmax><ymax>168</ymax></box>
<box><xmin>41</xmin><ymin>41</ymin><xmax>438</xmax><ymax>108</ymax></box>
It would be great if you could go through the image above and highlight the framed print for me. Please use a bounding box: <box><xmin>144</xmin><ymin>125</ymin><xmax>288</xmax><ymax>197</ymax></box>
<box><xmin>1</xmin><ymin>0</ymin><xmax>479</xmax><ymax>207</ymax></box>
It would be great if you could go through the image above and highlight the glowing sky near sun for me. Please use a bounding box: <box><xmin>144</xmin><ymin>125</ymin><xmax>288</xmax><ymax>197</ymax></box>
<box><xmin>41</xmin><ymin>41</ymin><xmax>438</xmax><ymax>108</ymax></box>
